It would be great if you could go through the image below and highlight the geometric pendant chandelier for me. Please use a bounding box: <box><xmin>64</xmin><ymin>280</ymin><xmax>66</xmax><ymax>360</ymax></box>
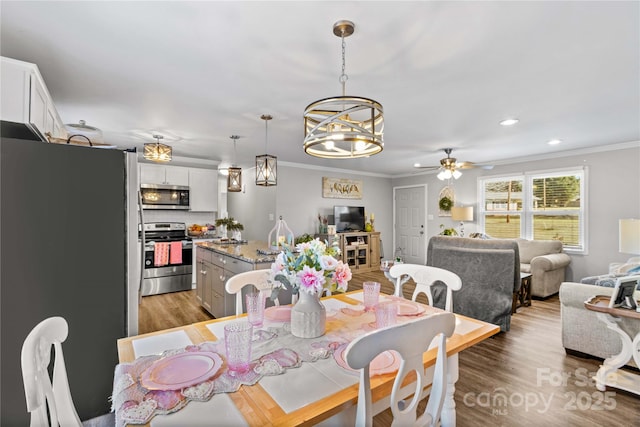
<box><xmin>303</xmin><ymin>20</ymin><xmax>384</xmax><ymax>159</ymax></box>
<box><xmin>144</xmin><ymin>134</ymin><xmax>172</xmax><ymax>162</ymax></box>
<box><xmin>255</xmin><ymin>114</ymin><xmax>277</xmax><ymax>186</ymax></box>
<box><xmin>227</xmin><ymin>135</ymin><xmax>242</xmax><ymax>192</ymax></box>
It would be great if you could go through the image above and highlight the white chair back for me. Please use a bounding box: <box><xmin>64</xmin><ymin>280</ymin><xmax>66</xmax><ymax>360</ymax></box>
<box><xmin>225</xmin><ymin>269</ymin><xmax>276</xmax><ymax>315</ymax></box>
<box><xmin>344</xmin><ymin>312</ymin><xmax>456</xmax><ymax>427</ymax></box>
<box><xmin>389</xmin><ymin>264</ymin><xmax>462</xmax><ymax>312</ymax></box>
<box><xmin>21</xmin><ymin>316</ymin><xmax>82</xmax><ymax>427</ymax></box>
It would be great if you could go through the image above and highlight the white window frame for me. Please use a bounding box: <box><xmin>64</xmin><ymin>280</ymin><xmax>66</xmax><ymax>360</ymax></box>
<box><xmin>478</xmin><ymin>167</ymin><xmax>587</xmax><ymax>254</ymax></box>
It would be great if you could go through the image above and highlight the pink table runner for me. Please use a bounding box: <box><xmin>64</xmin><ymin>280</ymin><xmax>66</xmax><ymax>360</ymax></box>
<box><xmin>112</xmin><ymin>297</ymin><xmax>435</xmax><ymax>426</ymax></box>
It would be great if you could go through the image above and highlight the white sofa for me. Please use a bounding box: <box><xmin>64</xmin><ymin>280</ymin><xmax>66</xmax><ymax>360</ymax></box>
<box><xmin>559</xmin><ymin>281</ymin><xmax>639</xmax><ymax>367</ymax></box>
<box><xmin>516</xmin><ymin>238</ymin><xmax>571</xmax><ymax>298</ymax></box>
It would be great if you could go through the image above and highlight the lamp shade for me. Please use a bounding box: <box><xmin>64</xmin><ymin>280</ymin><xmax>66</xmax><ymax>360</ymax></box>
<box><xmin>451</xmin><ymin>206</ymin><xmax>473</xmax><ymax>222</ymax></box>
<box><xmin>619</xmin><ymin>218</ymin><xmax>640</xmax><ymax>254</ymax></box>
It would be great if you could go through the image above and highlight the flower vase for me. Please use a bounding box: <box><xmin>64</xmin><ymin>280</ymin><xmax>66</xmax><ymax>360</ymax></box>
<box><xmin>290</xmin><ymin>290</ymin><xmax>326</xmax><ymax>338</ymax></box>
<box><xmin>219</xmin><ymin>225</ymin><xmax>228</xmax><ymax>239</ymax></box>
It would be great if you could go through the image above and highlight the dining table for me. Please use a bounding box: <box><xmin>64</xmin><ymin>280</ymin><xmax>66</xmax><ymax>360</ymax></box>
<box><xmin>113</xmin><ymin>290</ymin><xmax>500</xmax><ymax>427</ymax></box>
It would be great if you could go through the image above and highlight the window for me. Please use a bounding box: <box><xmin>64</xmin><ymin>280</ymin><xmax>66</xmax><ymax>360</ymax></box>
<box><xmin>478</xmin><ymin>168</ymin><xmax>586</xmax><ymax>252</ymax></box>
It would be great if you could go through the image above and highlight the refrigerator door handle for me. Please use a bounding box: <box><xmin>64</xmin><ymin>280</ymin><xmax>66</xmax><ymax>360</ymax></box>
<box><xmin>138</xmin><ymin>189</ymin><xmax>145</xmax><ymax>306</ymax></box>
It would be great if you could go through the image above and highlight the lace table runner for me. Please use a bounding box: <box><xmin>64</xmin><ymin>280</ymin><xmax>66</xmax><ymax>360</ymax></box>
<box><xmin>112</xmin><ymin>299</ymin><xmax>432</xmax><ymax>426</ymax></box>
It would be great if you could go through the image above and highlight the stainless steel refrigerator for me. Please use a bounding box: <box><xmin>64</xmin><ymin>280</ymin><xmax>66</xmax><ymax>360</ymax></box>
<box><xmin>0</xmin><ymin>137</ymin><xmax>140</xmax><ymax>424</ymax></box>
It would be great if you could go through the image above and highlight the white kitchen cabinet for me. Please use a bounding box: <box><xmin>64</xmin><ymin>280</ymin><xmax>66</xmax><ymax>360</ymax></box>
<box><xmin>139</xmin><ymin>164</ymin><xmax>189</xmax><ymax>186</ymax></box>
<box><xmin>189</xmin><ymin>168</ymin><xmax>218</xmax><ymax>212</ymax></box>
<box><xmin>0</xmin><ymin>56</ymin><xmax>66</xmax><ymax>141</ymax></box>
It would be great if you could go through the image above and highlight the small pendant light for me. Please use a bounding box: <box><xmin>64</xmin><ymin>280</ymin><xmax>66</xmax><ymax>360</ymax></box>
<box><xmin>255</xmin><ymin>114</ymin><xmax>277</xmax><ymax>186</ymax></box>
<box><xmin>227</xmin><ymin>135</ymin><xmax>242</xmax><ymax>192</ymax></box>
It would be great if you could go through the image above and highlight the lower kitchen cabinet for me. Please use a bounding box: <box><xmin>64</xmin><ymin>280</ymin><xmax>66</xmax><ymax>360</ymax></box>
<box><xmin>196</xmin><ymin>247</ymin><xmax>270</xmax><ymax>318</ymax></box>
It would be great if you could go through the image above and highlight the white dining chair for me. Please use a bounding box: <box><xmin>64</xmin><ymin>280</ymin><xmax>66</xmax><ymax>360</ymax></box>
<box><xmin>389</xmin><ymin>264</ymin><xmax>462</xmax><ymax>312</ymax></box>
<box><xmin>21</xmin><ymin>316</ymin><xmax>82</xmax><ymax>427</ymax></box>
<box><xmin>225</xmin><ymin>269</ymin><xmax>277</xmax><ymax>315</ymax></box>
<box><xmin>344</xmin><ymin>312</ymin><xmax>456</xmax><ymax>427</ymax></box>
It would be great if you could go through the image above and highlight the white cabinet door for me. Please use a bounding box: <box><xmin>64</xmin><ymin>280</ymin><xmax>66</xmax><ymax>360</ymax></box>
<box><xmin>165</xmin><ymin>166</ymin><xmax>189</xmax><ymax>186</ymax></box>
<box><xmin>189</xmin><ymin>168</ymin><xmax>218</xmax><ymax>212</ymax></box>
<box><xmin>139</xmin><ymin>164</ymin><xmax>190</xmax><ymax>186</ymax></box>
<box><xmin>29</xmin><ymin>73</ymin><xmax>47</xmax><ymax>134</ymax></box>
<box><xmin>1</xmin><ymin>57</ymin><xmax>65</xmax><ymax>142</ymax></box>
<box><xmin>139</xmin><ymin>164</ymin><xmax>167</xmax><ymax>185</ymax></box>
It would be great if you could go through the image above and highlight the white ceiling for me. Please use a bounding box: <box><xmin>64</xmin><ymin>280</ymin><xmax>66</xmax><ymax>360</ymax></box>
<box><xmin>2</xmin><ymin>1</ymin><xmax>638</xmax><ymax>176</ymax></box>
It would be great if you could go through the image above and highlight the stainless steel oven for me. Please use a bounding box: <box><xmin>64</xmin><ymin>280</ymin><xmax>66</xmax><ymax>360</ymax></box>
<box><xmin>140</xmin><ymin>222</ymin><xmax>193</xmax><ymax>296</ymax></box>
<box><xmin>140</xmin><ymin>184</ymin><xmax>190</xmax><ymax>210</ymax></box>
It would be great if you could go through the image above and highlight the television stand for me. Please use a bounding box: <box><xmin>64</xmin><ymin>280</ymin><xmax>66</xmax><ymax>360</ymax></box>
<box><xmin>317</xmin><ymin>231</ymin><xmax>380</xmax><ymax>273</ymax></box>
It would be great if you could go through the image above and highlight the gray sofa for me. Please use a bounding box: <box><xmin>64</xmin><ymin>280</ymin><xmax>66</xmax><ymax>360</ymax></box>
<box><xmin>516</xmin><ymin>238</ymin><xmax>571</xmax><ymax>298</ymax></box>
<box><xmin>427</xmin><ymin>236</ymin><xmax>520</xmax><ymax>332</ymax></box>
<box><xmin>559</xmin><ymin>281</ymin><xmax>639</xmax><ymax>367</ymax></box>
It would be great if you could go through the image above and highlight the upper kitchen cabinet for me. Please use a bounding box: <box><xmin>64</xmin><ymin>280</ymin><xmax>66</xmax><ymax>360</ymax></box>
<box><xmin>0</xmin><ymin>57</ymin><xmax>66</xmax><ymax>142</ymax></box>
<box><xmin>189</xmin><ymin>168</ymin><xmax>218</xmax><ymax>212</ymax></box>
<box><xmin>139</xmin><ymin>163</ymin><xmax>189</xmax><ymax>186</ymax></box>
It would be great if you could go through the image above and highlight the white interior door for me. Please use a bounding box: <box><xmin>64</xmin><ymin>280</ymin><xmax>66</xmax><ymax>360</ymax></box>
<box><xmin>394</xmin><ymin>185</ymin><xmax>427</xmax><ymax>264</ymax></box>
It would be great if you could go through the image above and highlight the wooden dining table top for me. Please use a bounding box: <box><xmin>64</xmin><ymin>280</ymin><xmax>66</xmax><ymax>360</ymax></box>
<box><xmin>117</xmin><ymin>290</ymin><xmax>500</xmax><ymax>426</ymax></box>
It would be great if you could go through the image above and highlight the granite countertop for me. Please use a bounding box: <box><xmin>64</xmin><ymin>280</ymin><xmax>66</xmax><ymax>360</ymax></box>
<box><xmin>196</xmin><ymin>240</ymin><xmax>279</xmax><ymax>264</ymax></box>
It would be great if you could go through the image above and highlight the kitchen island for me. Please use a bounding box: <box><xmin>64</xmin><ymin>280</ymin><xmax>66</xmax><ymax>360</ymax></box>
<box><xmin>195</xmin><ymin>241</ymin><xmax>287</xmax><ymax>318</ymax></box>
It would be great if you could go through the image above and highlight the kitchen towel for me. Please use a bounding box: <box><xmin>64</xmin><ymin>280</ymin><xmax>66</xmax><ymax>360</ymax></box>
<box><xmin>154</xmin><ymin>242</ymin><xmax>169</xmax><ymax>267</ymax></box>
<box><xmin>169</xmin><ymin>241</ymin><xmax>183</xmax><ymax>264</ymax></box>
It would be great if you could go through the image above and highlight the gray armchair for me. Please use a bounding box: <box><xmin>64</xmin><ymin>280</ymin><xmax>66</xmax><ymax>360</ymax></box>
<box><xmin>427</xmin><ymin>236</ymin><xmax>520</xmax><ymax>332</ymax></box>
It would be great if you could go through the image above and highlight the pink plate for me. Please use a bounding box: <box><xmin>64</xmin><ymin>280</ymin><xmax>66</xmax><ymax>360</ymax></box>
<box><xmin>264</xmin><ymin>306</ymin><xmax>292</xmax><ymax>322</ymax></box>
<box><xmin>395</xmin><ymin>300</ymin><xmax>426</xmax><ymax>316</ymax></box>
<box><xmin>140</xmin><ymin>351</ymin><xmax>223</xmax><ymax>390</ymax></box>
<box><xmin>334</xmin><ymin>344</ymin><xmax>400</xmax><ymax>376</ymax></box>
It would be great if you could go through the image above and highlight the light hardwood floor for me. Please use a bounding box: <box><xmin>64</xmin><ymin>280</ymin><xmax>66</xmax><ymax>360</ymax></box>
<box><xmin>139</xmin><ymin>271</ymin><xmax>639</xmax><ymax>426</ymax></box>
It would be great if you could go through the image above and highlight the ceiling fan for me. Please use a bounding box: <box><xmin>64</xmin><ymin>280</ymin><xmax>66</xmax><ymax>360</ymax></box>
<box><xmin>414</xmin><ymin>148</ymin><xmax>494</xmax><ymax>180</ymax></box>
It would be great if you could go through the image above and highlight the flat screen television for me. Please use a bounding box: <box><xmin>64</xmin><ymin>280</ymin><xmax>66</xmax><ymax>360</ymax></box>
<box><xmin>334</xmin><ymin>206</ymin><xmax>365</xmax><ymax>233</ymax></box>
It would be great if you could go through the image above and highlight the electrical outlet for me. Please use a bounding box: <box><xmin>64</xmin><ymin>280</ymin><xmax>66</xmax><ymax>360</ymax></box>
<box><xmin>269</xmin><ymin>213</ymin><xmax>274</xmax><ymax>221</ymax></box>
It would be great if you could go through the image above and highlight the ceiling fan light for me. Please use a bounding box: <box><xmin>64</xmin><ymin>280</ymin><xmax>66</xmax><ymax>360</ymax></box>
<box><xmin>452</xmin><ymin>170</ymin><xmax>462</xmax><ymax>179</ymax></box>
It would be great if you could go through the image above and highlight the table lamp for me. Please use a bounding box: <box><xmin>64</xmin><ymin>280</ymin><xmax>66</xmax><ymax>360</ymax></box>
<box><xmin>451</xmin><ymin>206</ymin><xmax>474</xmax><ymax>237</ymax></box>
<box><xmin>619</xmin><ymin>218</ymin><xmax>640</xmax><ymax>254</ymax></box>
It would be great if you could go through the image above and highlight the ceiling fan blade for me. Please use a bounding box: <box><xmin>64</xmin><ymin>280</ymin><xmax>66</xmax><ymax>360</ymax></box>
<box><xmin>457</xmin><ymin>161</ymin><xmax>494</xmax><ymax>170</ymax></box>
<box><xmin>456</xmin><ymin>161</ymin><xmax>476</xmax><ymax>169</ymax></box>
<box><xmin>413</xmin><ymin>165</ymin><xmax>440</xmax><ymax>170</ymax></box>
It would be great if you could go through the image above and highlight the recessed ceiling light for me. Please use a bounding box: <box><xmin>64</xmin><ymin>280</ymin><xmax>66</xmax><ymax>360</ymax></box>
<box><xmin>499</xmin><ymin>118</ymin><xmax>519</xmax><ymax>126</ymax></box>
<box><xmin>413</xmin><ymin>162</ymin><xmax>421</xmax><ymax>167</ymax></box>
<box><xmin>547</xmin><ymin>139</ymin><xmax>562</xmax><ymax>145</ymax></box>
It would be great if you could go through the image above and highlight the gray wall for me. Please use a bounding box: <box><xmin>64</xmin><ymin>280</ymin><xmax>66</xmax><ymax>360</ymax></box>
<box><xmin>392</xmin><ymin>144</ymin><xmax>640</xmax><ymax>282</ymax></box>
<box><xmin>226</xmin><ymin>144</ymin><xmax>639</xmax><ymax>283</ymax></box>
<box><xmin>229</xmin><ymin>163</ymin><xmax>393</xmax><ymax>256</ymax></box>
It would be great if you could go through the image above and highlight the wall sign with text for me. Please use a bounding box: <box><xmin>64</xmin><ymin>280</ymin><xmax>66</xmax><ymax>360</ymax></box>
<box><xmin>322</xmin><ymin>177</ymin><xmax>363</xmax><ymax>199</ymax></box>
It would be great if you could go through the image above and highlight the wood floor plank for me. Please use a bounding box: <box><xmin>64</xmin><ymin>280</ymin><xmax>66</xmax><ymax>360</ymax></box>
<box><xmin>139</xmin><ymin>271</ymin><xmax>640</xmax><ymax>426</ymax></box>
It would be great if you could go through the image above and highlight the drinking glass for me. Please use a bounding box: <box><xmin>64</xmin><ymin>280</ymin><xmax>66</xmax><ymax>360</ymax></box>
<box><xmin>363</xmin><ymin>281</ymin><xmax>381</xmax><ymax>311</ymax></box>
<box><xmin>375</xmin><ymin>301</ymin><xmax>398</xmax><ymax>328</ymax></box>
<box><xmin>246</xmin><ymin>291</ymin><xmax>266</xmax><ymax>328</ymax></box>
<box><xmin>224</xmin><ymin>321</ymin><xmax>253</xmax><ymax>375</ymax></box>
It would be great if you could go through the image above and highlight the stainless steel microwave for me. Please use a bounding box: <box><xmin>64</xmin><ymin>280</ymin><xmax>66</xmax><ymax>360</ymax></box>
<box><xmin>140</xmin><ymin>184</ymin><xmax>190</xmax><ymax>210</ymax></box>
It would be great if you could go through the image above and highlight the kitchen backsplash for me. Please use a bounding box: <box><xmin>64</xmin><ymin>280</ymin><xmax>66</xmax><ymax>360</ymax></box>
<box><xmin>143</xmin><ymin>210</ymin><xmax>216</xmax><ymax>227</ymax></box>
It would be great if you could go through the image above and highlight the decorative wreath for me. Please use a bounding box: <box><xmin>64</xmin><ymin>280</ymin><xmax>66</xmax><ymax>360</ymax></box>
<box><xmin>439</xmin><ymin>196</ymin><xmax>453</xmax><ymax>212</ymax></box>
